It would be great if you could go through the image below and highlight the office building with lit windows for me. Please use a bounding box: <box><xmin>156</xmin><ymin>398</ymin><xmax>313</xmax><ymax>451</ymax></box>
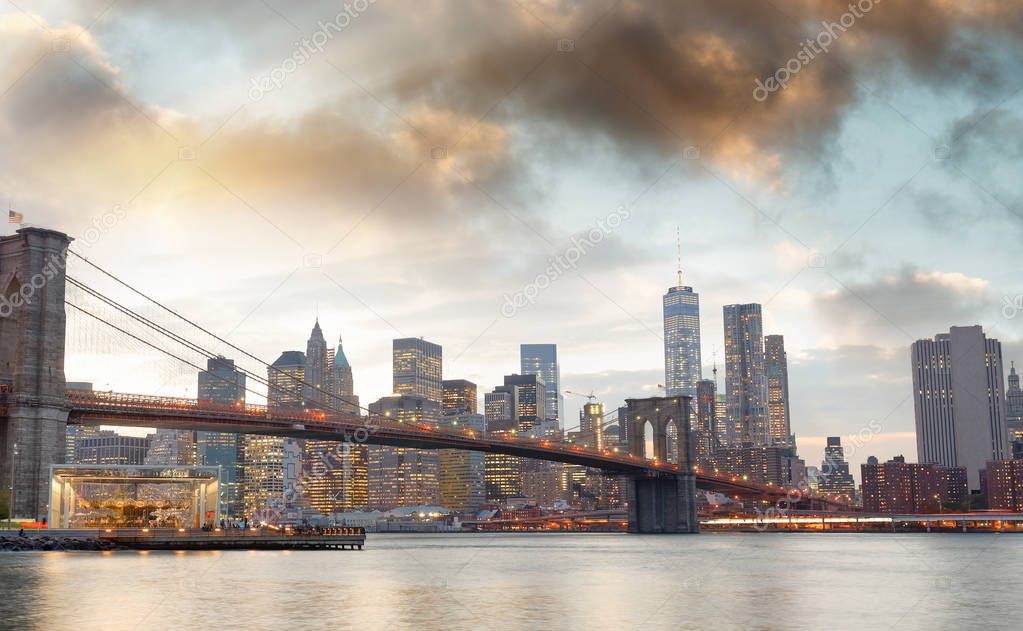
<box><xmin>366</xmin><ymin>395</ymin><xmax>441</xmax><ymax>508</ymax></box>
<box><xmin>393</xmin><ymin>337</ymin><xmax>443</xmax><ymax>403</ymax></box>
<box><xmin>443</xmin><ymin>379</ymin><xmax>478</xmax><ymax>416</ymax></box>
<box><xmin>764</xmin><ymin>334</ymin><xmax>792</xmax><ymax>446</ymax></box>
<box><xmin>243</xmin><ymin>351</ymin><xmax>303</xmax><ymax>517</ymax></box>
<box><xmin>303</xmin><ymin>322</ymin><xmax>368</xmax><ymax>514</ymax></box>
<box><xmin>861</xmin><ymin>455</ymin><xmax>967</xmax><ymax>513</ymax></box>
<box><xmin>984</xmin><ymin>459</ymin><xmax>1023</xmax><ymax>512</ymax></box>
<box><xmin>723</xmin><ymin>303</ymin><xmax>769</xmax><ymax>446</ymax></box>
<box><xmin>484</xmin><ymin>388</ymin><xmax>521</xmax><ymax>501</ymax></box>
<box><xmin>912</xmin><ymin>325</ymin><xmax>1009</xmax><ymax>490</ymax></box>
<box><xmin>818</xmin><ymin>437</ymin><xmax>856</xmax><ymax>498</ymax></box>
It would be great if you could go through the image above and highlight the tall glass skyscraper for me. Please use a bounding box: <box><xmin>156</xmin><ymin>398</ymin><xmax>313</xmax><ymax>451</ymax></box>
<box><xmin>197</xmin><ymin>356</ymin><xmax>246</xmax><ymax>517</ymax></box>
<box><xmin>723</xmin><ymin>304</ymin><xmax>768</xmax><ymax>446</ymax></box>
<box><xmin>520</xmin><ymin>344</ymin><xmax>560</xmax><ymax>429</ymax></box>
<box><xmin>663</xmin><ymin>280</ymin><xmax>701</xmax><ymax>398</ymax></box>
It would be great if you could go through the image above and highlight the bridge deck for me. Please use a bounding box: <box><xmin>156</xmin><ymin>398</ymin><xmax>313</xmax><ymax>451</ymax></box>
<box><xmin>63</xmin><ymin>390</ymin><xmax>847</xmax><ymax>507</ymax></box>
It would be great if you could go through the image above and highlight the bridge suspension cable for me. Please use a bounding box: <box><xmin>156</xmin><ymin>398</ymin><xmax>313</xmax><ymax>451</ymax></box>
<box><xmin>67</xmin><ymin>275</ymin><xmax>295</xmax><ymax>408</ymax></box>
<box><xmin>66</xmin><ymin>250</ymin><xmax>371</xmax><ymax>418</ymax></box>
<box><xmin>64</xmin><ymin>301</ymin><xmax>294</xmax><ymax>409</ymax></box>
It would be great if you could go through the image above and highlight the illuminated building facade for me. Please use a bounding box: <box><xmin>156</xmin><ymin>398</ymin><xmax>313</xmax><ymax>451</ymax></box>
<box><xmin>723</xmin><ymin>303</ymin><xmax>769</xmax><ymax>446</ymax></box>
<box><xmin>303</xmin><ymin>322</ymin><xmax>367</xmax><ymax>514</ymax></box>
<box><xmin>484</xmin><ymin>388</ymin><xmax>520</xmax><ymax>500</ymax></box>
<box><xmin>984</xmin><ymin>459</ymin><xmax>1023</xmax><ymax>511</ymax></box>
<box><xmin>443</xmin><ymin>379</ymin><xmax>478</xmax><ymax>416</ymax></box>
<box><xmin>818</xmin><ymin>437</ymin><xmax>856</xmax><ymax>498</ymax></box>
<box><xmin>196</xmin><ymin>356</ymin><xmax>246</xmax><ymax>517</ymax></box>
<box><xmin>439</xmin><ymin>413</ymin><xmax>486</xmax><ymax>512</ymax></box>
<box><xmin>706</xmin><ymin>444</ymin><xmax>801</xmax><ymax>487</ymax></box>
<box><xmin>244</xmin><ymin>351</ymin><xmax>303</xmax><ymax>517</ymax></box>
<box><xmin>393</xmin><ymin>337</ymin><xmax>443</xmax><ymax>403</ymax></box>
<box><xmin>861</xmin><ymin>455</ymin><xmax>967</xmax><ymax>513</ymax></box>
<box><xmin>663</xmin><ymin>281</ymin><xmax>701</xmax><ymax>398</ymax></box>
<box><xmin>578</xmin><ymin>401</ymin><xmax>604</xmax><ymax>451</ymax></box>
<box><xmin>366</xmin><ymin>395</ymin><xmax>441</xmax><ymax>508</ymax></box>
<box><xmin>764</xmin><ymin>334</ymin><xmax>792</xmax><ymax>446</ymax></box>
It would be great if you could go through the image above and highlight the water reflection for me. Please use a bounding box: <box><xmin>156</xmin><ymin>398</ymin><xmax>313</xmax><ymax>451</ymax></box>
<box><xmin>0</xmin><ymin>533</ymin><xmax>1020</xmax><ymax>630</ymax></box>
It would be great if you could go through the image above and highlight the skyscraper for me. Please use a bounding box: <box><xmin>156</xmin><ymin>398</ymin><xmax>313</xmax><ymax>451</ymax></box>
<box><xmin>520</xmin><ymin>344</ymin><xmax>561</xmax><ymax>429</ymax></box>
<box><xmin>501</xmin><ymin>374</ymin><xmax>547</xmax><ymax>433</ymax></box>
<box><xmin>818</xmin><ymin>437</ymin><xmax>855</xmax><ymax>498</ymax></box>
<box><xmin>443</xmin><ymin>379</ymin><xmax>478</xmax><ymax>416</ymax></box>
<box><xmin>305</xmin><ymin>322</ymin><xmax>367</xmax><ymax>514</ymax></box>
<box><xmin>484</xmin><ymin>388</ymin><xmax>521</xmax><ymax>501</ymax></box>
<box><xmin>695</xmin><ymin>379</ymin><xmax>717</xmax><ymax>464</ymax></box>
<box><xmin>329</xmin><ymin>334</ymin><xmax>359</xmax><ymax>414</ymax></box>
<box><xmin>578</xmin><ymin>401</ymin><xmax>604</xmax><ymax>451</ymax></box>
<box><xmin>723</xmin><ymin>304</ymin><xmax>769</xmax><ymax>446</ymax></box>
<box><xmin>439</xmin><ymin>379</ymin><xmax>484</xmax><ymax>512</ymax></box>
<box><xmin>912</xmin><ymin>325</ymin><xmax>1009</xmax><ymax>490</ymax></box>
<box><xmin>663</xmin><ymin>275</ymin><xmax>701</xmax><ymax>398</ymax></box>
<box><xmin>303</xmin><ymin>320</ymin><xmax>328</xmax><ymax>408</ymax></box>
<box><xmin>145</xmin><ymin>429</ymin><xmax>195</xmax><ymax>465</ymax></box>
<box><xmin>764</xmin><ymin>334</ymin><xmax>792</xmax><ymax>446</ymax></box>
<box><xmin>244</xmin><ymin>351</ymin><xmax>303</xmax><ymax>517</ymax></box>
<box><xmin>393</xmin><ymin>337</ymin><xmax>443</xmax><ymax>403</ymax></box>
<box><xmin>1006</xmin><ymin>362</ymin><xmax>1023</xmax><ymax>440</ymax></box>
<box><xmin>439</xmin><ymin>412</ymin><xmax>486</xmax><ymax>512</ymax></box>
<box><xmin>366</xmin><ymin>395</ymin><xmax>442</xmax><ymax>508</ymax></box>
<box><xmin>197</xmin><ymin>356</ymin><xmax>246</xmax><ymax>517</ymax></box>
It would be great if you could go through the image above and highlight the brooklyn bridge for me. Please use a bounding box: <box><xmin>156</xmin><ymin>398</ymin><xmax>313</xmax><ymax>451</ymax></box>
<box><xmin>0</xmin><ymin>227</ymin><xmax>847</xmax><ymax>534</ymax></box>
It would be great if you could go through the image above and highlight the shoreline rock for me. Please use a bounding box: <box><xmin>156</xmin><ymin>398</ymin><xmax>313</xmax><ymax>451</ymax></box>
<box><xmin>0</xmin><ymin>535</ymin><xmax>117</xmax><ymax>552</ymax></box>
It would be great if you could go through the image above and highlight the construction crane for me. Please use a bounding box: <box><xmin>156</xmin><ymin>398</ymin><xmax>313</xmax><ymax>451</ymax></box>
<box><xmin>564</xmin><ymin>390</ymin><xmax>597</xmax><ymax>402</ymax></box>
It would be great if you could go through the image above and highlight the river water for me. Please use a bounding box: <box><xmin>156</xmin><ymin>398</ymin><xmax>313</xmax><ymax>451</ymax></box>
<box><xmin>0</xmin><ymin>532</ymin><xmax>1018</xmax><ymax>630</ymax></box>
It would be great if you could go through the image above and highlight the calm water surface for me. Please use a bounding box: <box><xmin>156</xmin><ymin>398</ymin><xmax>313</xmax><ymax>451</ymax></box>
<box><xmin>0</xmin><ymin>532</ymin><xmax>1019</xmax><ymax>630</ymax></box>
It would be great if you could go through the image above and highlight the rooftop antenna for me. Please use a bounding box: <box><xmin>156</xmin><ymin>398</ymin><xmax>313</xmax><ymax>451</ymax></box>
<box><xmin>675</xmin><ymin>226</ymin><xmax>683</xmax><ymax>287</ymax></box>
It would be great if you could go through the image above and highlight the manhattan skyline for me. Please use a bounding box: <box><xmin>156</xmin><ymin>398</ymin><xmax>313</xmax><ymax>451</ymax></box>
<box><xmin>4</xmin><ymin>2</ymin><xmax>1023</xmax><ymax>480</ymax></box>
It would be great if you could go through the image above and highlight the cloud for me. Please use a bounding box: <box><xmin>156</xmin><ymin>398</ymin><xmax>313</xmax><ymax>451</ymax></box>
<box><xmin>815</xmin><ymin>265</ymin><xmax>996</xmax><ymax>345</ymax></box>
<box><xmin>382</xmin><ymin>0</ymin><xmax>1023</xmax><ymax>185</ymax></box>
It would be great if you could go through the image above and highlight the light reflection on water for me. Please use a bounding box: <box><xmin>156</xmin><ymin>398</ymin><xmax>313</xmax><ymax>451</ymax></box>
<box><xmin>0</xmin><ymin>532</ymin><xmax>1020</xmax><ymax>630</ymax></box>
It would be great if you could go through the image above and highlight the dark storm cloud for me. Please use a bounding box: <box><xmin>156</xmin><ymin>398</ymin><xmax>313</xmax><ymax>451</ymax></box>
<box><xmin>385</xmin><ymin>0</ymin><xmax>1023</xmax><ymax>181</ymax></box>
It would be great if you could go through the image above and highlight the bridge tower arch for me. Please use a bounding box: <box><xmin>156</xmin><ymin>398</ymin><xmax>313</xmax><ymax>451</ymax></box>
<box><xmin>0</xmin><ymin>228</ymin><xmax>72</xmax><ymax>520</ymax></box>
<box><xmin>623</xmin><ymin>396</ymin><xmax>698</xmax><ymax>533</ymax></box>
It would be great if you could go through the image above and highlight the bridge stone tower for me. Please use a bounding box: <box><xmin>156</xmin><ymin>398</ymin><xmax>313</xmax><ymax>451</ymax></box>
<box><xmin>624</xmin><ymin>396</ymin><xmax>698</xmax><ymax>533</ymax></box>
<box><xmin>0</xmin><ymin>228</ymin><xmax>72</xmax><ymax>520</ymax></box>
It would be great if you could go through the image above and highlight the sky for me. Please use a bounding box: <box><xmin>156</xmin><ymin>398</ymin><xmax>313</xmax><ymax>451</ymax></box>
<box><xmin>3</xmin><ymin>1</ymin><xmax>1023</xmax><ymax>479</ymax></box>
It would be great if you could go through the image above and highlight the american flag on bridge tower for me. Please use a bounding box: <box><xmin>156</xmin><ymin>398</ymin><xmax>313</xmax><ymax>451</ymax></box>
<box><xmin>9</xmin><ymin>208</ymin><xmax>23</xmax><ymax>224</ymax></box>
